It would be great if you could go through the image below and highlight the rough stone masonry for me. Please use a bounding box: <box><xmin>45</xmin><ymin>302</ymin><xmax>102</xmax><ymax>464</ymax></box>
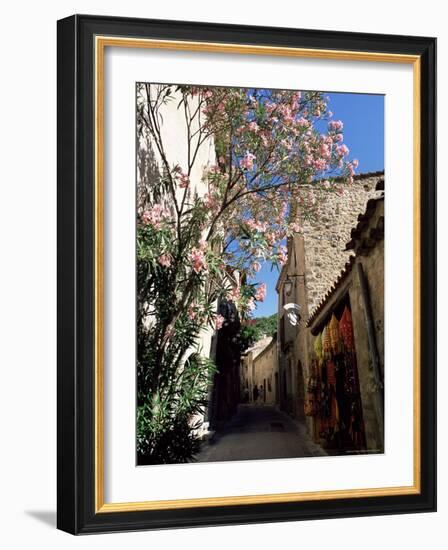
<box><xmin>301</xmin><ymin>172</ymin><xmax>384</xmax><ymax>313</ymax></box>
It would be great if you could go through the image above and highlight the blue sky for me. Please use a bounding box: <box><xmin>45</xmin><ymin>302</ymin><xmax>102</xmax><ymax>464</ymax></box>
<box><xmin>251</xmin><ymin>91</ymin><xmax>384</xmax><ymax>318</ymax></box>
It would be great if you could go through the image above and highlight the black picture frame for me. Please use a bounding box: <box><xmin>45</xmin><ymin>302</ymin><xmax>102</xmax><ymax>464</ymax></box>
<box><xmin>57</xmin><ymin>14</ymin><xmax>436</xmax><ymax>534</ymax></box>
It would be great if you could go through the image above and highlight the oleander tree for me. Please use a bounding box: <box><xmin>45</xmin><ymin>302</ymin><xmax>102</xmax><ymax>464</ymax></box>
<box><xmin>136</xmin><ymin>83</ymin><xmax>356</xmax><ymax>463</ymax></box>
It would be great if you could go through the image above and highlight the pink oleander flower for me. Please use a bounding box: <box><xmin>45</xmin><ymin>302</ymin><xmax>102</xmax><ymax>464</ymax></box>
<box><xmin>217</xmin><ymin>101</ymin><xmax>226</xmax><ymax>113</ymax></box>
<box><xmin>319</xmin><ymin>143</ymin><xmax>331</xmax><ymax>157</ymax></box>
<box><xmin>255</xmin><ymin>282</ymin><xmax>267</xmax><ymax>302</ymax></box>
<box><xmin>292</xmin><ymin>91</ymin><xmax>302</xmax><ymax>108</ymax></box>
<box><xmin>246</xmin><ymin>219</ymin><xmax>267</xmax><ymax>232</ymax></box>
<box><xmin>304</xmin><ymin>154</ymin><xmax>313</xmax><ymax>167</ymax></box>
<box><xmin>141</xmin><ymin>204</ymin><xmax>167</xmax><ymax>229</ymax></box>
<box><xmin>215</xmin><ymin>314</ymin><xmax>225</xmax><ymax>330</ymax></box>
<box><xmin>189</xmin><ymin>248</ymin><xmax>207</xmax><ymax>274</ymax></box>
<box><xmin>158</xmin><ymin>253</ymin><xmax>172</xmax><ymax>268</ymax></box>
<box><xmin>328</xmin><ymin>120</ymin><xmax>344</xmax><ymax>131</ymax></box>
<box><xmin>280</xmin><ymin>105</ymin><xmax>294</xmax><ymax>124</ymax></box>
<box><xmin>352</xmin><ymin>158</ymin><xmax>359</xmax><ymax>168</ymax></box>
<box><xmin>240</xmin><ymin>151</ymin><xmax>256</xmax><ymax>171</ymax></box>
<box><xmin>337</xmin><ymin>144</ymin><xmax>350</xmax><ymax>157</ymax></box>
<box><xmin>289</xmin><ymin>222</ymin><xmax>303</xmax><ymax>233</ymax></box>
<box><xmin>202</xmin><ymin>103</ymin><xmax>213</xmax><ymax>115</ymax></box>
<box><xmin>266</xmin><ymin>232</ymin><xmax>276</xmax><ymax>247</ymax></box>
<box><xmin>313</xmin><ymin>158</ymin><xmax>328</xmax><ymax>171</ymax></box>
<box><xmin>296</xmin><ymin>117</ymin><xmax>310</xmax><ymax>129</ymax></box>
<box><xmin>203</xmin><ymin>193</ymin><xmax>220</xmax><ymax>211</ymax></box>
<box><xmin>178</xmin><ymin>172</ymin><xmax>190</xmax><ymax>188</ymax></box>
<box><xmin>251</xmin><ymin>261</ymin><xmax>261</xmax><ymax>273</ymax></box>
<box><xmin>334</xmin><ymin>133</ymin><xmax>343</xmax><ymax>142</ymax></box>
<box><xmin>280</xmin><ymin>202</ymin><xmax>288</xmax><ymax>218</ymax></box>
<box><xmin>278</xmin><ymin>245</ymin><xmax>288</xmax><ymax>266</ymax></box>
<box><xmin>188</xmin><ymin>306</ymin><xmax>197</xmax><ymax>321</ymax></box>
<box><xmin>260</xmin><ymin>132</ymin><xmax>270</xmax><ymax>147</ymax></box>
<box><xmin>228</xmin><ymin>285</ymin><xmax>241</xmax><ymax>303</ymax></box>
<box><xmin>248</xmin><ymin>121</ymin><xmax>259</xmax><ymax>132</ymax></box>
<box><xmin>141</xmin><ymin>211</ymin><xmax>153</xmax><ymax>226</ymax></box>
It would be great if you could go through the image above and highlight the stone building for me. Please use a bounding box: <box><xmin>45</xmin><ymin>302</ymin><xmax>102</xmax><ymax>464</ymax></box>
<box><xmin>240</xmin><ymin>335</ymin><xmax>277</xmax><ymax>404</ymax></box>
<box><xmin>276</xmin><ymin>172</ymin><xmax>385</xmax><ymax>452</ymax></box>
<box><xmin>300</xmin><ymin>172</ymin><xmax>384</xmax><ymax>312</ymax></box>
<box><xmin>276</xmin><ymin>265</ymin><xmax>306</xmax><ymax>419</ymax></box>
<box><xmin>304</xmin><ymin>194</ymin><xmax>384</xmax><ymax>452</ymax></box>
<box><xmin>252</xmin><ymin>336</ymin><xmax>278</xmax><ymax>405</ymax></box>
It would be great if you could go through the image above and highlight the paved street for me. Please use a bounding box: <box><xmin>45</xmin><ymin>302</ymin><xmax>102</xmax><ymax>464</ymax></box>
<box><xmin>194</xmin><ymin>404</ymin><xmax>326</xmax><ymax>463</ymax></box>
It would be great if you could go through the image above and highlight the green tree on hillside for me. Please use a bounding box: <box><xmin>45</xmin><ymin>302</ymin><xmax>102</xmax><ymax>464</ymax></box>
<box><xmin>240</xmin><ymin>313</ymin><xmax>278</xmax><ymax>349</ymax></box>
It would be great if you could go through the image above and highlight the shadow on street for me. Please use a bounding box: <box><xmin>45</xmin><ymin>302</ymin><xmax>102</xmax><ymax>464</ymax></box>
<box><xmin>194</xmin><ymin>404</ymin><xmax>326</xmax><ymax>463</ymax></box>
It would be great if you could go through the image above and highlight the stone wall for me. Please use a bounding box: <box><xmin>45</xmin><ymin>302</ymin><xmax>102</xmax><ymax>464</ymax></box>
<box><xmin>301</xmin><ymin>173</ymin><xmax>383</xmax><ymax>312</ymax></box>
<box><xmin>137</xmin><ymin>85</ymin><xmax>218</xmax><ymax>436</ymax></box>
<box><xmin>302</xmin><ymin>197</ymin><xmax>385</xmax><ymax>451</ymax></box>
<box><xmin>348</xmin><ymin>250</ymin><xmax>384</xmax><ymax>450</ymax></box>
<box><xmin>252</xmin><ymin>338</ymin><xmax>278</xmax><ymax>405</ymax></box>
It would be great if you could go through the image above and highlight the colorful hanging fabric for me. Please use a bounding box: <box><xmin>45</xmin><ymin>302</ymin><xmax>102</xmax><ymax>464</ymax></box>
<box><xmin>314</xmin><ymin>332</ymin><xmax>323</xmax><ymax>361</ymax></box>
<box><xmin>327</xmin><ymin>359</ymin><xmax>336</xmax><ymax>386</ymax></box>
<box><xmin>329</xmin><ymin>313</ymin><xmax>341</xmax><ymax>354</ymax></box>
<box><xmin>322</xmin><ymin>325</ymin><xmax>331</xmax><ymax>357</ymax></box>
<box><xmin>340</xmin><ymin>305</ymin><xmax>355</xmax><ymax>351</ymax></box>
<box><xmin>310</xmin><ymin>358</ymin><xmax>319</xmax><ymax>378</ymax></box>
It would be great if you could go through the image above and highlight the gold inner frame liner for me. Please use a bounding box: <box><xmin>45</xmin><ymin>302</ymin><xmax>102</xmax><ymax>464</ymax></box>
<box><xmin>94</xmin><ymin>36</ymin><xmax>421</xmax><ymax>513</ymax></box>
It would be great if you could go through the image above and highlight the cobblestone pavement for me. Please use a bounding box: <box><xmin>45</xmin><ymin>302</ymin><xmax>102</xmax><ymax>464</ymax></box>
<box><xmin>194</xmin><ymin>404</ymin><xmax>326</xmax><ymax>463</ymax></box>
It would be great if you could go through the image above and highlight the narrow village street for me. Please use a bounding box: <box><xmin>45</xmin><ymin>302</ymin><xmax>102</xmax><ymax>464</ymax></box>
<box><xmin>195</xmin><ymin>404</ymin><xmax>326</xmax><ymax>463</ymax></box>
<box><xmin>135</xmin><ymin>83</ymin><xmax>385</xmax><ymax>466</ymax></box>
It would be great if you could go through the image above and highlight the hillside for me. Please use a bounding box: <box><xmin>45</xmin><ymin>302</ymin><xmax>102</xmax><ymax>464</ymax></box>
<box><xmin>240</xmin><ymin>313</ymin><xmax>277</xmax><ymax>350</ymax></box>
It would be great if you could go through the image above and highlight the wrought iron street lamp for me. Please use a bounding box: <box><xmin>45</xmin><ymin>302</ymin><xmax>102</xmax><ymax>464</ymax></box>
<box><xmin>283</xmin><ymin>273</ymin><xmax>305</xmax><ymax>295</ymax></box>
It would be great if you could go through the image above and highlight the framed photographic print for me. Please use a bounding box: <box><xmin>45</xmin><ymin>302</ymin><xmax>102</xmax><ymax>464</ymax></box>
<box><xmin>57</xmin><ymin>14</ymin><xmax>436</xmax><ymax>534</ymax></box>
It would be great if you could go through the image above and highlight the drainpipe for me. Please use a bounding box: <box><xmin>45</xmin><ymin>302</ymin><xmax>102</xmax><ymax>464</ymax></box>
<box><xmin>356</xmin><ymin>262</ymin><xmax>384</xmax><ymax>441</ymax></box>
